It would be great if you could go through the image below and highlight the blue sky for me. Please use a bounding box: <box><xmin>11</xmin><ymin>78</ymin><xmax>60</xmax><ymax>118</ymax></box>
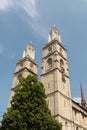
<box><xmin>0</xmin><ymin>0</ymin><xmax>87</xmax><ymax>118</ymax></box>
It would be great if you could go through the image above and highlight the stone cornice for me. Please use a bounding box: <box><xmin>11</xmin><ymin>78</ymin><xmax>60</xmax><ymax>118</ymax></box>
<box><xmin>42</xmin><ymin>50</ymin><xmax>68</xmax><ymax>61</ymax></box>
<box><xmin>14</xmin><ymin>67</ymin><xmax>37</xmax><ymax>75</ymax></box>
<box><xmin>43</xmin><ymin>39</ymin><xmax>66</xmax><ymax>51</ymax></box>
<box><xmin>47</xmin><ymin>90</ymin><xmax>71</xmax><ymax>100</ymax></box>
<box><xmin>41</xmin><ymin>67</ymin><xmax>70</xmax><ymax>79</ymax></box>
<box><xmin>17</xmin><ymin>56</ymin><xmax>38</xmax><ymax>66</ymax></box>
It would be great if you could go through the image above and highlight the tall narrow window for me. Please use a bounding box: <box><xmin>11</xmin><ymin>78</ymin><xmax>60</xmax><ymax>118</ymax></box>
<box><xmin>48</xmin><ymin>46</ymin><xmax>52</xmax><ymax>54</ymax></box>
<box><xmin>76</xmin><ymin>127</ymin><xmax>78</xmax><ymax>130</ymax></box>
<box><xmin>47</xmin><ymin>58</ymin><xmax>52</xmax><ymax>69</ymax></box>
<box><xmin>60</xmin><ymin>59</ymin><xmax>64</xmax><ymax>73</ymax></box>
<box><xmin>60</xmin><ymin>59</ymin><xmax>64</xmax><ymax>70</ymax></box>
<box><xmin>18</xmin><ymin>73</ymin><xmax>22</xmax><ymax>80</ymax></box>
<box><xmin>60</xmin><ymin>47</ymin><xmax>63</xmax><ymax>53</ymax></box>
<box><xmin>60</xmin><ymin>59</ymin><xmax>65</xmax><ymax>82</ymax></box>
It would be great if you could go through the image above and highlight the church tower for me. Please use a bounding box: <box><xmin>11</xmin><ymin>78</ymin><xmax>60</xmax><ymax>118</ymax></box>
<box><xmin>8</xmin><ymin>41</ymin><xmax>38</xmax><ymax>107</ymax></box>
<box><xmin>41</xmin><ymin>26</ymin><xmax>73</xmax><ymax>128</ymax></box>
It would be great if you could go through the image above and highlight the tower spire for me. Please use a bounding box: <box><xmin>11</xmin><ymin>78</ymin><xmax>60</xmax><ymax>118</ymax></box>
<box><xmin>80</xmin><ymin>82</ymin><xmax>86</xmax><ymax>106</ymax></box>
<box><xmin>48</xmin><ymin>25</ymin><xmax>61</xmax><ymax>43</ymax></box>
<box><xmin>22</xmin><ymin>41</ymin><xmax>35</xmax><ymax>59</ymax></box>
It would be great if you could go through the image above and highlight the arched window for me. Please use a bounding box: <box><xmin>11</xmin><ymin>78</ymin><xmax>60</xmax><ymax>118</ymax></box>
<box><xmin>47</xmin><ymin>58</ymin><xmax>52</xmax><ymax>69</ymax></box>
<box><xmin>60</xmin><ymin>47</ymin><xmax>63</xmax><ymax>53</ymax></box>
<box><xmin>60</xmin><ymin>59</ymin><xmax>65</xmax><ymax>82</ymax></box>
<box><xmin>60</xmin><ymin>59</ymin><xmax>65</xmax><ymax>72</ymax></box>
<box><xmin>60</xmin><ymin>59</ymin><xmax>64</xmax><ymax>66</ymax></box>
<box><xmin>76</xmin><ymin>127</ymin><xmax>78</xmax><ymax>130</ymax></box>
<box><xmin>18</xmin><ymin>73</ymin><xmax>22</xmax><ymax>80</ymax></box>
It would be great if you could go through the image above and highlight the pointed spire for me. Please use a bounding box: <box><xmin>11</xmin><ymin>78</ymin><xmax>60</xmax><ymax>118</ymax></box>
<box><xmin>80</xmin><ymin>82</ymin><xmax>86</xmax><ymax>106</ymax></box>
<box><xmin>22</xmin><ymin>41</ymin><xmax>35</xmax><ymax>59</ymax></box>
<box><xmin>48</xmin><ymin>25</ymin><xmax>61</xmax><ymax>43</ymax></box>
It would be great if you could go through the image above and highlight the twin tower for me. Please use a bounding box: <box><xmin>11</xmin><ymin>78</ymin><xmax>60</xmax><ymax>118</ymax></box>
<box><xmin>8</xmin><ymin>26</ymin><xmax>87</xmax><ymax>130</ymax></box>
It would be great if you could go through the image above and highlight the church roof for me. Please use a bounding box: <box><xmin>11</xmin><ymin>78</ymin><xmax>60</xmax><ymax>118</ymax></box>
<box><xmin>72</xmin><ymin>99</ymin><xmax>87</xmax><ymax>112</ymax></box>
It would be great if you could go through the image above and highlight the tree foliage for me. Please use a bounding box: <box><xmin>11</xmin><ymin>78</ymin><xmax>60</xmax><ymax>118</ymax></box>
<box><xmin>0</xmin><ymin>75</ymin><xmax>62</xmax><ymax>130</ymax></box>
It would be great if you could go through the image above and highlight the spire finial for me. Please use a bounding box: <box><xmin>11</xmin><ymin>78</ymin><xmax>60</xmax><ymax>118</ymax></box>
<box><xmin>80</xmin><ymin>82</ymin><xmax>86</xmax><ymax>106</ymax></box>
<box><xmin>53</xmin><ymin>24</ymin><xmax>56</xmax><ymax>27</ymax></box>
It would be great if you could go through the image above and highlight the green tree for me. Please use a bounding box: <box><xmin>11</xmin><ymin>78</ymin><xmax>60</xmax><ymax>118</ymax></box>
<box><xmin>0</xmin><ymin>75</ymin><xmax>62</xmax><ymax>130</ymax></box>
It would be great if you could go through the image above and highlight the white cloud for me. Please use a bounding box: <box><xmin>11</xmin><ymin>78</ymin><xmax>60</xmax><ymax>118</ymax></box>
<box><xmin>0</xmin><ymin>0</ymin><xmax>38</xmax><ymax>18</ymax></box>
<box><xmin>19</xmin><ymin>0</ymin><xmax>37</xmax><ymax>18</ymax></box>
<box><xmin>0</xmin><ymin>0</ymin><xmax>14</xmax><ymax>11</ymax></box>
<box><xmin>73</xmin><ymin>97</ymin><xmax>81</xmax><ymax>104</ymax></box>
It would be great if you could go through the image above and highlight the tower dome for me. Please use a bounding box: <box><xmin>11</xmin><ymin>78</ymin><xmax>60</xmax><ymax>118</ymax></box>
<box><xmin>48</xmin><ymin>25</ymin><xmax>61</xmax><ymax>43</ymax></box>
<box><xmin>22</xmin><ymin>41</ymin><xmax>35</xmax><ymax>59</ymax></box>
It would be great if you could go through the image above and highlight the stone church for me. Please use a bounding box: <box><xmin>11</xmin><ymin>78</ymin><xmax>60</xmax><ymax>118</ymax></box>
<box><xmin>8</xmin><ymin>26</ymin><xmax>87</xmax><ymax>130</ymax></box>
